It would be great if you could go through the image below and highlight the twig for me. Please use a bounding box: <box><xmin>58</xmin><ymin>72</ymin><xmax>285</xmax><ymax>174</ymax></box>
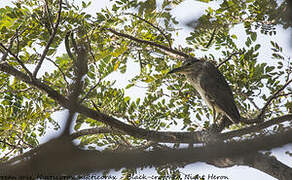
<box><xmin>80</xmin><ymin>81</ymin><xmax>100</xmax><ymax>103</ymax></box>
<box><xmin>258</xmin><ymin>79</ymin><xmax>292</xmax><ymax>119</ymax></box>
<box><xmin>0</xmin><ymin>140</ymin><xmax>19</xmax><ymax>149</ymax></box>
<box><xmin>205</xmin><ymin>27</ymin><xmax>217</xmax><ymax>48</ymax></box>
<box><xmin>85</xmin><ymin>29</ymin><xmax>97</xmax><ymax>62</ymax></box>
<box><xmin>0</xmin><ymin>26</ymin><xmax>26</xmax><ymax>62</ymax></box>
<box><xmin>0</xmin><ymin>43</ymin><xmax>33</xmax><ymax>77</ymax></box>
<box><xmin>45</xmin><ymin>57</ymin><xmax>69</xmax><ymax>87</ymax></box>
<box><xmin>274</xmin><ymin>92</ymin><xmax>292</xmax><ymax>99</ymax></box>
<box><xmin>16</xmin><ymin>29</ymin><xmax>20</xmax><ymax>56</ymax></box>
<box><xmin>0</xmin><ymin>148</ymin><xmax>16</xmax><ymax>161</ymax></box>
<box><xmin>15</xmin><ymin>134</ymin><xmax>34</xmax><ymax>149</ymax></box>
<box><xmin>0</xmin><ymin>38</ymin><xmax>15</xmax><ymax>62</ymax></box>
<box><xmin>33</xmin><ymin>0</ymin><xmax>63</xmax><ymax>78</ymax></box>
<box><xmin>248</xmin><ymin>97</ymin><xmax>260</xmax><ymax>110</ymax></box>
<box><xmin>91</xmin><ymin>100</ymin><xmax>99</xmax><ymax>111</ymax></box>
<box><xmin>217</xmin><ymin>51</ymin><xmax>242</xmax><ymax>68</ymax></box>
<box><xmin>105</xmin><ymin>28</ymin><xmax>189</xmax><ymax>58</ymax></box>
<box><xmin>124</xmin><ymin>13</ymin><xmax>172</xmax><ymax>48</ymax></box>
<box><xmin>237</xmin><ymin>91</ymin><xmax>260</xmax><ymax>110</ymax></box>
<box><xmin>44</xmin><ymin>0</ymin><xmax>54</xmax><ymax>33</ymax></box>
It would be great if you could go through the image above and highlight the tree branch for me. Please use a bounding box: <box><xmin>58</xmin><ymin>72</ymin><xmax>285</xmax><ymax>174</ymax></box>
<box><xmin>106</xmin><ymin>28</ymin><xmax>189</xmax><ymax>58</ymax></box>
<box><xmin>1</xmin><ymin>129</ymin><xmax>292</xmax><ymax>177</ymax></box>
<box><xmin>242</xmin><ymin>153</ymin><xmax>292</xmax><ymax>180</ymax></box>
<box><xmin>45</xmin><ymin>57</ymin><xmax>69</xmax><ymax>88</ymax></box>
<box><xmin>69</xmin><ymin>114</ymin><xmax>292</xmax><ymax>144</ymax></box>
<box><xmin>33</xmin><ymin>0</ymin><xmax>63</xmax><ymax>78</ymax></box>
<box><xmin>79</xmin><ymin>81</ymin><xmax>100</xmax><ymax>103</ymax></box>
<box><xmin>220</xmin><ymin>114</ymin><xmax>292</xmax><ymax>140</ymax></box>
<box><xmin>70</xmin><ymin>127</ymin><xmax>113</xmax><ymax>140</ymax></box>
<box><xmin>205</xmin><ymin>27</ymin><xmax>217</xmax><ymax>48</ymax></box>
<box><xmin>0</xmin><ymin>36</ymin><xmax>16</xmax><ymax>62</ymax></box>
<box><xmin>0</xmin><ymin>140</ymin><xmax>20</xmax><ymax>149</ymax></box>
<box><xmin>207</xmin><ymin>152</ymin><xmax>292</xmax><ymax>180</ymax></box>
<box><xmin>0</xmin><ymin>62</ymin><xmax>199</xmax><ymax>143</ymax></box>
<box><xmin>63</xmin><ymin>41</ymin><xmax>88</xmax><ymax>135</ymax></box>
<box><xmin>1</xmin><ymin>62</ymin><xmax>292</xmax><ymax>144</ymax></box>
<box><xmin>124</xmin><ymin>13</ymin><xmax>172</xmax><ymax>48</ymax></box>
<box><xmin>0</xmin><ymin>43</ymin><xmax>32</xmax><ymax>77</ymax></box>
<box><xmin>217</xmin><ymin>51</ymin><xmax>242</xmax><ymax>68</ymax></box>
<box><xmin>1</xmin><ymin>61</ymin><xmax>292</xmax><ymax>179</ymax></box>
<box><xmin>258</xmin><ymin>78</ymin><xmax>292</xmax><ymax>119</ymax></box>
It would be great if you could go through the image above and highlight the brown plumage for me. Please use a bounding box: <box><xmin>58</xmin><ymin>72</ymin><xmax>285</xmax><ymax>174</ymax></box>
<box><xmin>168</xmin><ymin>58</ymin><xmax>240</xmax><ymax>124</ymax></box>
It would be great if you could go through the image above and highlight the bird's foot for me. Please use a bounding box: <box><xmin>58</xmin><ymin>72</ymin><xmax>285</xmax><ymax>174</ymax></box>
<box><xmin>200</xmin><ymin>124</ymin><xmax>223</xmax><ymax>144</ymax></box>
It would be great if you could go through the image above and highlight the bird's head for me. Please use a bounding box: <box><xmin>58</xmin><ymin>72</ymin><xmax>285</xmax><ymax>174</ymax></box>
<box><xmin>168</xmin><ymin>58</ymin><xmax>200</xmax><ymax>75</ymax></box>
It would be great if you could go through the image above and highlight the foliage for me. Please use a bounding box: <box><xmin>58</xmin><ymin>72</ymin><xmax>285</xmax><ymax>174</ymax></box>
<box><xmin>0</xmin><ymin>0</ymin><xmax>291</xmax><ymax>177</ymax></box>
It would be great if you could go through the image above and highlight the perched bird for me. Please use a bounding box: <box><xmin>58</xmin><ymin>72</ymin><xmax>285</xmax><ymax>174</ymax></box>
<box><xmin>168</xmin><ymin>58</ymin><xmax>240</xmax><ymax>124</ymax></box>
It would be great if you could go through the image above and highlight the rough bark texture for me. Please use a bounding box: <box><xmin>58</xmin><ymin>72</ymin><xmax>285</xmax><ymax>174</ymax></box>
<box><xmin>208</xmin><ymin>153</ymin><xmax>292</xmax><ymax>180</ymax></box>
<box><xmin>1</xmin><ymin>128</ymin><xmax>292</xmax><ymax>178</ymax></box>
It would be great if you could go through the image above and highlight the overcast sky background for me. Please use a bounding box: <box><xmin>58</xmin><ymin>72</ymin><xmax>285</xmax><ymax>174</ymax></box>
<box><xmin>1</xmin><ymin>0</ymin><xmax>292</xmax><ymax>179</ymax></box>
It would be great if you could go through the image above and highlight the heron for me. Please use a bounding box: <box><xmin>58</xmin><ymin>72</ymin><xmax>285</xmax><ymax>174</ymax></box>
<box><xmin>168</xmin><ymin>58</ymin><xmax>240</xmax><ymax>124</ymax></box>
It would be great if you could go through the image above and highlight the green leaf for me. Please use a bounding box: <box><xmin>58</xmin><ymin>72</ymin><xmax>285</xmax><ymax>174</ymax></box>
<box><xmin>251</xmin><ymin>32</ymin><xmax>257</xmax><ymax>42</ymax></box>
<box><xmin>125</xmin><ymin>83</ymin><xmax>134</xmax><ymax>89</ymax></box>
<box><xmin>245</xmin><ymin>37</ymin><xmax>251</xmax><ymax>47</ymax></box>
<box><xmin>82</xmin><ymin>1</ymin><xmax>86</xmax><ymax>8</ymax></box>
<box><xmin>124</xmin><ymin>96</ymin><xmax>130</xmax><ymax>102</ymax></box>
<box><xmin>255</xmin><ymin>44</ymin><xmax>261</xmax><ymax>51</ymax></box>
<box><xmin>231</xmin><ymin>34</ymin><xmax>238</xmax><ymax>39</ymax></box>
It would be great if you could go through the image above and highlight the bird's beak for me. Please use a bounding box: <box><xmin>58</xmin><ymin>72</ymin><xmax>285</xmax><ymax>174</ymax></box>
<box><xmin>168</xmin><ymin>66</ymin><xmax>185</xmax><ymax>74</ymax></box>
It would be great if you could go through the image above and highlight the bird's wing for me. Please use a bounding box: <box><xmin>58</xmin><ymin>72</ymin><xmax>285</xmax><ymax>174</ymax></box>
<box><xmin>200</xmin><ymin>62</ymin><xmax>240</xmax><ymax>123</ymax></box>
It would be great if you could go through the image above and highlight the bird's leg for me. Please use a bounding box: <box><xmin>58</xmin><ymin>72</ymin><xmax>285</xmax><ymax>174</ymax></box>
<box><xmin>212</xmin><ymin>106</ymin><xmax>217</xmax><ymax>124</ymax></box>
<box><xmin>209</xmin><ymin>106</ymin><xmax>221</xmax><ymax>133</ymax></box>
<box><xmin>203</xmin><ymin>106</ymin><xmax>223</xmax><ymax>144</ymax></box>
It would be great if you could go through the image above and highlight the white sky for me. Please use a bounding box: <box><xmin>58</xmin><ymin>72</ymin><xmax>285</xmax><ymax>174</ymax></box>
<box><xmin>1</xmin><ymin>0</ymin><xmax>291</xmax><ymax>179</ymax></box>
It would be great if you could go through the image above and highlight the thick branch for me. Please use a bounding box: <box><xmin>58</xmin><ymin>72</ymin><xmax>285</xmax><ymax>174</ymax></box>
<box><xmin>243</xmin><ymin>153</ymin><xmax>292</xmax><ymax>180</ymax></box>
<box><xmin>69</xmin><ymin>114</ymin><xmax>292</xmax><ymax>142</ymax></box>
<box><xmin>1</xmin><ymin>129</ymin><xmax>292</xmax><ymax>177</ymax></box>
<box><xmin>63</xmin><ymin>41</ymin><xmax>88</xmax><ymax>135</ymax></box>
<box><xmin>208</xmin><ymin>152</ymin><xmax>292</xmax><ymax>180</ymax></box>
